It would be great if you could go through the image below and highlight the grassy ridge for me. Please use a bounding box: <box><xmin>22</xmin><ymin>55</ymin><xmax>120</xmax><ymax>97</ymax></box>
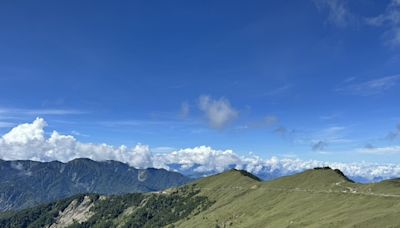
<box><xmin>176</xmin><ymin>168</ymin><xmax>400</xmax><ymax>228</ymax></box>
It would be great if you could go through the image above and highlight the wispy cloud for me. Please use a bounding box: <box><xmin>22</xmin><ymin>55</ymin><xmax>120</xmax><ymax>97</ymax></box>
<box><xmin>179</xmin><ymin>102</ymin><xmax>190</xmax><ymax>119</ymax></box>
<box><xmin>313</xmin><ymin>0</ymin><xmax>353</xmax><ymax>27</ymax></box>
<box><xmin>0</xmin><ymin>121</ymin><xmax>15</xmax><ymax>128</ymax></box>
<box><xmin>366</xmin><ymin>0</ymin><xmax>400</xmax><ymax>46</ymax></box>
<box><xmin>263</xmin><ymin>84</ymin><xmax>293</xmax><ymax>97</ymax></box>
<box><xmin>312</xmin><ymin>140</ymin><xmax>328</xmax><ymax>151</ymax></box>
<box><xmin>70</xmin><ymin>130</ymin><xmax>89</xmax><ymax>137</ymax></box>
<box><xmin>358</xmin><ymin>145</ymin><xmax>400</xmax><ymax>155</ymax></box>
<box><xmin>319</xmin><ymin>112</ymin><xmax>342</xmax><ymax>121</ymax></box>
<box><xmin>99</xmin><ymin>119</ymin><xmax>192</xmax><ymax>128</ymax></box>
<box><xmin>336</xmin><ymin>75</ymin><xmax>400</xmax><ymax>96</ymax></box>
<box><xmin>198</xmin><ymin>95</ymin><xmax>238</xmax><ymax>129</ymax></box>
<box><xmin>274</xmin><ymin>126</ymin><xmax>288</xmax><ymax>136</ymax></box>
<box><xmin>238</xmin><ymin>115</ymin><xmax>280</xmax><ymax>130</ymax></box>
<box><xmin>0</xmin><ymin>107</ymin><xmax>87</xmax><ymax>116</ymax></box>
<box><xmin>387</xmin><ymin>123</ymin><xmax>400</xmax><ymax>141</ymax></box>
<box><xmin>296</xmin><ymin>126</ymin><xmax>352</xmax><ymax>151</ymax></box>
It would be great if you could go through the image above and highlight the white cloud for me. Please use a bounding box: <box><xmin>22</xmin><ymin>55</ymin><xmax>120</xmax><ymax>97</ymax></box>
<box><xmin>0</xmin><ymin>118</ymin><xmax>153</xmax><ymax>168</ymax></box>
<box><xmin>0</xmin><ymin>107</ymin><xmax>86</xmax><ymax>116</ymax></box>
<box><xmin>313</xmin><ymin>0</ymin><xmax>352</xmax><ymax>27</ymax></box>
<box><xmin>153</xmin><ymin>146</ymin><xmax>241</xmax><ymax>173</ymax></box>
<box><xmin>2</xmin><ymin>117</ymin><xmax>47</xmax><ymax>144</ymax></box>
<box><xmin>2</xmin><ymin>118</ymin><xmax>400</xmax><ymax>182</ymax></box>
<box><xmin>337</xmin><ymin>75</ymin><xmax>400</xmax><ymax>96</ymax></box>
<box><xmin>366</xmin><ymin>0</ymin><xmax>400</xmax><ymax>46</ymax></box>
<box><xmin>198</xmin><ymin>95</ymin><xmax>238</xmax><ymax>129</ymax></box>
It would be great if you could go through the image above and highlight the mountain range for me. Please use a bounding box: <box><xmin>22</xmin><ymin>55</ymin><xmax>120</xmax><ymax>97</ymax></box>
<box><xmin>2</xmin><ymin>166</ymin><xmax>400</xmax><ymax>227</ymax></box>
<box><xmin>0</xmin><ymin>158</ymin><xmax>190</xmax><ymax>212</ymax></box>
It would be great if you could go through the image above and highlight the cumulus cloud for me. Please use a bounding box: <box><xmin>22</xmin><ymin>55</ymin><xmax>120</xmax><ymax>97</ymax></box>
<box><xmin>3</xmin><ymin>117</ymin><xmax>47</xmax><ymax>144</ymax></box>
<box><xmin>198</xmin><ymin>95</ymin><xmax>238</xmax><ymax>129</ymax></box>
<box><xmin>366</xmin><ymin>0</ymin><xmax>400</xmax><ymax>46</ymax></box>
<box><xmin>0</xmin><ymin>118</ymin><xmax>153</xmax><ymax>168</ymax></box>
<box><xmin>2</xmin><ymin>118</ymin><xmax>400</xmax><ymax>182</ymax></box>
<box><xmin>313</xmin><ymin>0</ymin><xmax>352</xmax><ymax>27</ymax></box>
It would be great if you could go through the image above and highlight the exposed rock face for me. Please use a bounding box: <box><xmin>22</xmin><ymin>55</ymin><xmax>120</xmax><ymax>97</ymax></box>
<box><xmin>50</xmin><ymin>196</ymin><xmax>95</xmax><ymax>228</ymax></box>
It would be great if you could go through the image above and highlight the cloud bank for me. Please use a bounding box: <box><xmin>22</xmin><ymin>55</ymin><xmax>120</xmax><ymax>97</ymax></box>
<box><xmin>2</xmin><ymin>118</ymin><xmax>400</xmax><ymax>182</ymax></box>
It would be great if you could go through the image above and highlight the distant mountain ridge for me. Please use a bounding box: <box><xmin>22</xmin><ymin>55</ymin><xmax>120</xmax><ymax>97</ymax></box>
<box><xmin>0</xmin><ymin>158</ymin><xmax>190</xmax><ymax>211</ymax></box>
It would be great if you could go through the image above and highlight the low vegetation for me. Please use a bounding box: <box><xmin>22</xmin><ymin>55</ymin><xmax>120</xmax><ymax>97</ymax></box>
<box><xmin>0</xmin><ymin>185</ymin><xmax>212</xmax><ymax>228</ymax></box>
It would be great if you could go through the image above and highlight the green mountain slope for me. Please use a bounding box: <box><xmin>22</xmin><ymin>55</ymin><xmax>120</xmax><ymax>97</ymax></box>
<box><xmin>2</xmin><ymin>167</ymin><xmax>400</xmax><ymax>227</ymax></box>
<box><xmin>177</xmin><ymin>167</ymin><xmax>400</xmax><ymax>228</ymax></box>
<box><xmin>0</xmin><ymin>158</ymin><xmax>190</xmax><ymax>211</ymax></box>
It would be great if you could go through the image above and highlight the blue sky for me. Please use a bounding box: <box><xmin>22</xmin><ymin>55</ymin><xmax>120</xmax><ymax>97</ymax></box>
<box><xmin>1</xmin><ymin>0</ymin><xmax>400</xmax><ymax>164</ymax></box>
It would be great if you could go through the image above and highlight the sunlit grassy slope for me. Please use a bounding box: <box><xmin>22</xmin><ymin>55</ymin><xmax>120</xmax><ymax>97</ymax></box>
<box><xmin>175</xmin><ymin>168</ymin><xmax>400</xmax><ymax>228</ymax></box>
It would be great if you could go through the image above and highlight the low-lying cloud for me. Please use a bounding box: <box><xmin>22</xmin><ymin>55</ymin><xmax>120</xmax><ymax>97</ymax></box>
<box><xmin>1</xmin><ymin>118</ymin><xmax>400</xmax><ymax>182</ymax></box>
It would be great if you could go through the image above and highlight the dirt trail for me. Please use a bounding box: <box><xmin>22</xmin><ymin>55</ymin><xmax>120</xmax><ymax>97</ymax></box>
<box><xmin>200</xmin><ymin>186</ymin><xmax>400</xmax><ymax>198</ymax></box>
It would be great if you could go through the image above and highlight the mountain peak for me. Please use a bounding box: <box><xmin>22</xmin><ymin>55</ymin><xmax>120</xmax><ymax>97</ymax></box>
<box><xmin>228</xmin><ymin>169</ymin><xmax>262</xmax><ymax>181</ymax></box>
<box><xmin>312</xmin><ymin>167</ymin><xmax>354</xmax><ymax>183</ymax></box>
<box><xmin>194</xmin><ymin>169</ymin><xmax>261</xmax><ymax>192</ymax></box>
<box><xmin>266</xmin><ymin>167</ymin><xmax>355</xmax><ymax>190</ymax></box>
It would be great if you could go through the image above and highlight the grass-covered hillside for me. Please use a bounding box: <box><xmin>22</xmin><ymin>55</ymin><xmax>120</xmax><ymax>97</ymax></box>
<box><xmin>177</xmin><ymin>167</ymin><xmax>400</xmax><ymax>228</ymax></box>
<box><xmin>2</xmin><ymin>167</ymin><xmax>400</xmax><ymax>227</ymax></box>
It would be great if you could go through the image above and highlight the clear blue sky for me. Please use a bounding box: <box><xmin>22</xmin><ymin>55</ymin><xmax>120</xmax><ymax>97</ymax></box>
<box><xmin>1</xmin><ymin>0</ymin><xmax>400</xmax><ymax>163</ymax></box>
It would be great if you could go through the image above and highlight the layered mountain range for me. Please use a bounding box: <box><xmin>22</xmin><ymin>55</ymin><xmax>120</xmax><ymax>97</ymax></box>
<box><xmin>0</xmin><ymin>158</ymin><xmax>190</xmax><ymax>211</ymax></box>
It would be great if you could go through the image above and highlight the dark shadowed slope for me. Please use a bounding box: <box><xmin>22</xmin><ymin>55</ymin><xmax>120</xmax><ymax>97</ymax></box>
<box><xmin>0</xmin><ymin>158</ymin><xmax>190</xmax><ymax>211</ymax></box>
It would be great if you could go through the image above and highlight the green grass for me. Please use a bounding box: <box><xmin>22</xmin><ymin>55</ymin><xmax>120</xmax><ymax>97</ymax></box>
<box><xmin>175</xmin><ymin>168</ymin><xmax>400</xmax><ymax>228</ymax></box>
